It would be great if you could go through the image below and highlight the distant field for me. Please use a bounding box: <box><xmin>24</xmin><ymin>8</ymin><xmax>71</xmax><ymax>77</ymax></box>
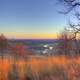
<box><xmin>0</xmin><ymin>55</ymin><xmax>80</xmax><ymax>80</ymax></box>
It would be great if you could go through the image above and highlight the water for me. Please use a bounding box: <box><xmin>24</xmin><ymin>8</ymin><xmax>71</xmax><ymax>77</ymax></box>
<box><xmin>9</xmin><ymin>39</ymin><xmax>58</xmax><ymax>55</ymax></box>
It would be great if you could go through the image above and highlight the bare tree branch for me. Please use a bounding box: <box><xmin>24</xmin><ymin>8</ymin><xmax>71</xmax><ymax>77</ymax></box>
<box><xmin>59</xmin><ymin>0</ymin><xmax>80</xmax><ymax>14</ymax></box>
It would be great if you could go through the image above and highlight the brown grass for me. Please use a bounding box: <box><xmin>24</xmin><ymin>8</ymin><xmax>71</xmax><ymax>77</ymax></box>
<box><xmin>0</xmin><ymin>55</ymin><xmax>80</xmax><ymax>80</ymax></box>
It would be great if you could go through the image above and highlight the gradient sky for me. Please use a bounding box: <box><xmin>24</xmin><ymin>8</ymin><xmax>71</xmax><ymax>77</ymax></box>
<box><xmin>0</xmin><ymin>0</ymin><xmax>67</xmax><ymax>39</ymax></box>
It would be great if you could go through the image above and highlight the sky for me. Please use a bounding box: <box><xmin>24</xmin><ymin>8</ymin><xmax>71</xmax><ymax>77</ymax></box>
<box><xmin>0</xmin><ymin>0</ymin><xmax>67</xmax><ymax>39</ymax></box>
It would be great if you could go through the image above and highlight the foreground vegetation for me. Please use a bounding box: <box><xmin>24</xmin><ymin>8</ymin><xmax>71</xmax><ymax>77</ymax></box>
<box><xmin>0</xmin><ymin>55</ymin><xmax>80</xmax><ymax>80</ymax></box>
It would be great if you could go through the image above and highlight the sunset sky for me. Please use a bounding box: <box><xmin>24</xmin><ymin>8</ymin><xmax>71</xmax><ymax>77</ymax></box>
<box><xmin>0</xmin><ymin>0</ymin><xmax>67</xmax><ymax>39</ymax></box>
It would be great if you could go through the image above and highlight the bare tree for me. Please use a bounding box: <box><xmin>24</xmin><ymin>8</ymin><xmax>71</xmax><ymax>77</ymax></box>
<box><xmin>58</xmin><ymin>0</ymin><xmax>80</xmax><ymax>36</ymax></box>
<box><xmin>57</xmin><ymin>0</ymin><xmax>80</xmax><ymax>55</ymax></box>
<box><xmin>0</xmin><ymin>34</ymin><xmax>8</xmax><ymax>57</ymax></box>
<box><xmin>57</xmin><ymin>31</ymin><xmax>69</xmax><ymax>55</ymax></box>
<box><xmin>57</xmin><ymin>28</ymin><xmax>80</xmax><ymax>56</ymax></box>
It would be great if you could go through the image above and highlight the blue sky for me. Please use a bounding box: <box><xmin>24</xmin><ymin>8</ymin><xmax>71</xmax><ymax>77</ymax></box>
<box><xmin>0</xmin><ymin>0</ymin><xmax>67</xmax><ymax>38</ymax></box>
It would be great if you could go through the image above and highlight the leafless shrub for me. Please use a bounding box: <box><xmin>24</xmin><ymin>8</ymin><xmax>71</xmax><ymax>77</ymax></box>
<box><xmin>0</xmin><ymin>34</ymin><xmax>8</xmax><ymax>54</ymax></box>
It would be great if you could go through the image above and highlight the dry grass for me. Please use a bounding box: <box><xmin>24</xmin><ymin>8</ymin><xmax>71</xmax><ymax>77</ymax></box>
<box><xmin>0</xmin><ymin>55</ymin><xmax>80</xmax><ymax>80</ymax></box>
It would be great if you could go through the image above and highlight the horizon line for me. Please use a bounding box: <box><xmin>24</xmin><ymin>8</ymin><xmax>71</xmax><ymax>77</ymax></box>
<box><xmin>1</xmin><ymin>33</ymin><xmax>58</xmax><ymax>39</ymax></box>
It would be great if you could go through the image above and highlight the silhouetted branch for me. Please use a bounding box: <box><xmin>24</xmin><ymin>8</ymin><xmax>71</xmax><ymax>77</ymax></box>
<box><xmin>58</xmin><ymin>0</ymin><xmax>80</xmax><ymax>14</ymax></box>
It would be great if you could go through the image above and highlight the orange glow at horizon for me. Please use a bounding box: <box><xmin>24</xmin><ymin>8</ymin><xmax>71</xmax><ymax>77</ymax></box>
<box><xmin>3</xmin><ymin>33</ymin><xmax>58</xmax><ymax>39</ymax></box>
